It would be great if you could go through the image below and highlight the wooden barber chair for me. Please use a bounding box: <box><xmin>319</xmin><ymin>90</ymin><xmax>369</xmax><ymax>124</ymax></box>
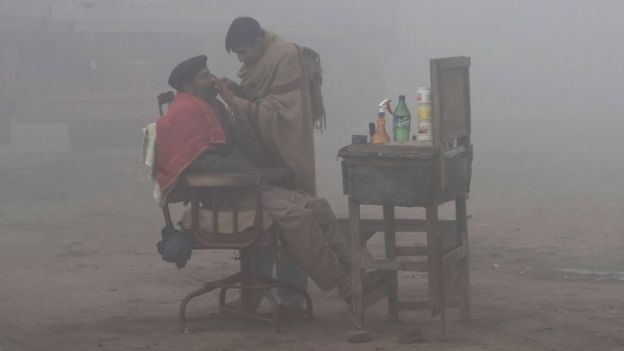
<box><xmin>157</xmin><ymin>92</ymin><xmax>313</xmax><ymax>333</ymax></box>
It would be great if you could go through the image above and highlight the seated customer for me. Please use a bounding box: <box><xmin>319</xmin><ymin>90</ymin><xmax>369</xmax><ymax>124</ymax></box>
<box><xmin>154</xmin><ymin>55</ymin><xmax>386</xmax><ymax>311</ymax></box>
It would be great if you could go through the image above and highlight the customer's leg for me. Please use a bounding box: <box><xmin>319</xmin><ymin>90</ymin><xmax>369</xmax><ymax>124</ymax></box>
<box><xmin>276</xmin><ymin>248</ymin><xmax>308</xmax><ymax>309</ymax></box>
<box><xmin>248</xmin><ymin>244</ymin><xmax>276</xmax><ymax>308</ymax></box>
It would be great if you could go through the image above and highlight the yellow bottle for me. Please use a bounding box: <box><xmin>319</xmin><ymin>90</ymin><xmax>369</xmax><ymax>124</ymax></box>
<box><xmin>372</xmin><ymin>100</ymin><xmax>391</xmax><ymax>144</ymax></box>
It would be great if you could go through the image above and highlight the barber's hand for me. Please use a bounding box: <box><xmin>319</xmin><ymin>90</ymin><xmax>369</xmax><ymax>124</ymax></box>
<box><xmin>218</xmin><ymin>77</ymin><xmax>237</xmax><ymax>87</ymax></box>
<box><xmin>214</xmin><ymin>79</ymin><xmax>235</xmax><ymax>104</ymax></box>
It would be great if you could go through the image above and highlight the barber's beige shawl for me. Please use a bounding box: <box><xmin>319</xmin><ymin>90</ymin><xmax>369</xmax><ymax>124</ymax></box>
<box><xmin>230</xmin><ymin>32</ymin><xmax>325</xmax><ymax>196</ymax></box>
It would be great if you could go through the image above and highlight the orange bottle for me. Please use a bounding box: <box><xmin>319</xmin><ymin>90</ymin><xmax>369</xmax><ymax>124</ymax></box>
<box><xmin>372</xmin><ymin>99</ymin><xmax>391</xmax><ymax>144</ymax></box>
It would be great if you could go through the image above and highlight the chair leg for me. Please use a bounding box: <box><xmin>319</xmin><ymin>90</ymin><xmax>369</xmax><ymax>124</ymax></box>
<box><xmin>179</xmin><ymin>272</ymin><xmax>314</xmax><ymax>333</ymax></box>
<box><xmin>179</xmin><ymin>272</ymin><xmax>242</xmax><ymax>333</ymax></box>
<box><xmin>179</xmin><ymin>284</ymin><xmax>221</xmax><ymax>334</ymax></box>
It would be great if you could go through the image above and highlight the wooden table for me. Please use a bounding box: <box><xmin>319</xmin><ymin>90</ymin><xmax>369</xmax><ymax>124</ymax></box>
<box><xmin>338</xmin><ymin>56</ymin><xmax>473</xmax><ymax>340</ymax></box>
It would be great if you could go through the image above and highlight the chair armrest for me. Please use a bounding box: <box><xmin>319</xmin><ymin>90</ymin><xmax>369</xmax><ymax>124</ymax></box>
<box><xmin>182</xmin><ymin>173</ymin><xmax>262</xmax><ymax>188</ymax></box>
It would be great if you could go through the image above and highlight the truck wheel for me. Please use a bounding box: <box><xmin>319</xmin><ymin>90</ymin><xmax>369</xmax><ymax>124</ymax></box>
<box><xmin>0</xmin><ymin>117</ymin><xmax>12</xmax><ymax>146</ymax></box>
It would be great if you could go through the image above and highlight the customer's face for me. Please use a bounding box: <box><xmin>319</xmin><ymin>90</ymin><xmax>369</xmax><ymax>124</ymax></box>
<box><xmin>191</xmin><ymin>68</ymin><xmax>218</xmax><ymax>99</ymax></box>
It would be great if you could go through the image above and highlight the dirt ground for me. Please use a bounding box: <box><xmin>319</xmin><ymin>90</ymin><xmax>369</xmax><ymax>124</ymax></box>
<box><xmin>1</xmin><ymin>125</ymin><xmax>624</xmax><ymax>351</ymax></box>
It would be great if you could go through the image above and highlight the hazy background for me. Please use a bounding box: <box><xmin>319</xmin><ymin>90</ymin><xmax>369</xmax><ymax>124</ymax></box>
<box><xmin>2</xmin><ymin>2</ymin><xmax>624</xmax><ymax>349</ymax></box>
<box><xmin>3</xmin><ymin>0</ymin><xmax>623</xmax><ymax>206</ymax></box>
<box><xmin>0</xmin><ymin>0</ymin><xmax>622</xmax><ymax>242</ymax></box>
<box><xmin>384</xmin><ymin>0</ymin><xmax>624</xmax><ymax>205</ymax></box>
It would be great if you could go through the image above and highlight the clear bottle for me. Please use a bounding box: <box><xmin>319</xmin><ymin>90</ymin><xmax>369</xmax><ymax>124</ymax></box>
<box><xmin>393</xmin><ymin>95</ymin><xmax>411</xmax><ymax>142</ymax></box>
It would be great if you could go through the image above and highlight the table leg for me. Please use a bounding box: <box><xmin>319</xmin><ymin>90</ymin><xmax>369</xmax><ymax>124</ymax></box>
<box><xmin>348</xmin><ymin>198</ymin><xmax>364</xmax><ymax>330</ymax></box>
<box><xmin>383</xmin><ymin>205</ymin><xmax>398</xmax><ymax>322</ymax></box>
<box><xmin>455</xmin><ymin>195</ymin><xmax>471</xmax><ymax>321</ymax></box>
<box><xmin>427</xmin><ymin>205</ymin><xmax>446</xmax><ymax>340</ymax></box>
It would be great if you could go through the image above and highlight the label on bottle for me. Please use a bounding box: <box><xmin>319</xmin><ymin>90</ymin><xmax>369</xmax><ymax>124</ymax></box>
<box><xmin>418</xmin><ymin>121</ymin><xmax>432</xmax><ymax>141</ymax></box>
<box><xmin>395</xmin><ymin>116</ymin><xmax>410</xmax><ymax>127</ymax></box>
<box><xmin>417</xmin><ymin>103</ymin><xmax>432</xmax><ymax>120</ymax></box>
<box><xmin>394</xmin><ymin>115</ymin><xmax>411</xmax><ymax>141</ymax></box>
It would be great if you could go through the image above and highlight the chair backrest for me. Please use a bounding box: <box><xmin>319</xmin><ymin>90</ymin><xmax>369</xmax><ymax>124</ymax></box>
<box><xmin>157</xmin><ymin>90</ymin><xmax>175</xmax><ymax>117</ymax></box>
<box><xmin>156</xmin><ymin>90</ymin><xmax>176</xmax><ymax>227</ymax></box>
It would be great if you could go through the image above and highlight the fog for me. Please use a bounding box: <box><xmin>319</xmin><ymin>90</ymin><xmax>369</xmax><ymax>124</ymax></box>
<box><xmin>1</xmin><ymin>0</ymin><xmax>624</xmax><ymax>349</ymax></box>
<box><xmin>4</xmin><ymin>0</ymin><xmax>623</xmax><ymax>198</ymax></box>
<box><xmin>386</xmin><ymin>0</ymin><xmax>624</xmax><ymax>202</ymax></box>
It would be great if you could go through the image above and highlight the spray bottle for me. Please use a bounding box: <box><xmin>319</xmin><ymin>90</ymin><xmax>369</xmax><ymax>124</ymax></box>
<box><xmin>371</xmin><ymin>99</ymin><xmax>392</xmax><ymax>144</ymax></box>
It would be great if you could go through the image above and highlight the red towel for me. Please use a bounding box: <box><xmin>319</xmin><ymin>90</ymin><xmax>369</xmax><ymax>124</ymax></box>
<box><xmin>155</xmin><ymin>92</ymin><xmax>226</xmax><ymax>192</ymax></box>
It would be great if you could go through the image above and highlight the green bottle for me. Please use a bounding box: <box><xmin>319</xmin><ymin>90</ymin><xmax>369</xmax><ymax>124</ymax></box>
<box><xmin>393</xmin><ymin>95</ymin><xmax>411</xmax><ymax>142</ymax></box>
